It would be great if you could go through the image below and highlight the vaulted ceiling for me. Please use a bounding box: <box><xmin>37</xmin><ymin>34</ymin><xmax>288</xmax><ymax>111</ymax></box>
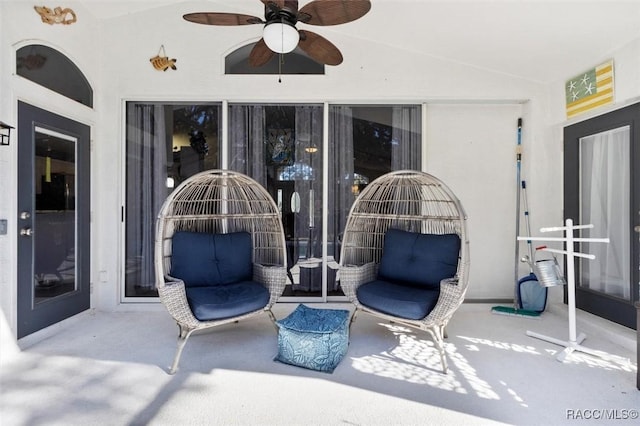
<box><xmin>78</xmin><ymin>0</ymin><xmax>640</xmax><ymax>84</ymax></box>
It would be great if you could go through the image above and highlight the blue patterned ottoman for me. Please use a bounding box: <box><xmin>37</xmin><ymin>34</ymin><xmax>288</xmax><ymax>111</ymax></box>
<box><xmin>275</xmin><ymin>304</ymin><xmax>350</xmax><ymax>373</ymax></box>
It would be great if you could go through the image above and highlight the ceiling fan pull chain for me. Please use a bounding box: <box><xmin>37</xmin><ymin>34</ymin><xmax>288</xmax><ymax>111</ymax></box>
<box><xmin>280</xmin><ymin>16</ymin><xmax>285</xmax><ymax>51</ymax></box>
<box><xmin>278</xmin><ymin>16</ymin><xmax>285</xmax><ymax>83</ymax></box>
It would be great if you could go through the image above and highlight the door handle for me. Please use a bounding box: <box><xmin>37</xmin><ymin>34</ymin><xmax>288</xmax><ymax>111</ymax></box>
<box><xmin>635</xmin><ymin>226</ymin><xmax>640</xmax><ymax>233</ymax></box>
<box><xmin>20</xmin><ymin>227</ymin><xmax>33</xmax><ymax>236</ymax></box>
<box><xmin>20</xmin><ymin>211</ymin><xmax>31</xmax><ymax>220</ymax></box>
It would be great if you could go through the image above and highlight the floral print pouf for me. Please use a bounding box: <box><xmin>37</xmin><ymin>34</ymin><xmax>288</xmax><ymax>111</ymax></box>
<box><xmin>275</xmin><ymin>304</ymin><xmax>350</xmax><ymax>373</ymax></box>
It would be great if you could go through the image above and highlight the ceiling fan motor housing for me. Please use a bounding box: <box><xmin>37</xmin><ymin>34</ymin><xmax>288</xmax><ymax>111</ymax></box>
<box><xmin>264</xmin><ymin>2</ymin><xmax>298</xmax><ymax>26</ymax></box>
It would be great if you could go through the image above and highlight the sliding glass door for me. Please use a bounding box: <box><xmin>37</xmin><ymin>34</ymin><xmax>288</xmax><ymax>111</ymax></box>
<box><xmin>229</xmin><ymin>103</ymin><xmax>421</xmax><ymax>300</ymax></box>
<box><xmin>123</xmin><ymin>101</ymin><xmax>421</xmax><ymax>301</ymax></box>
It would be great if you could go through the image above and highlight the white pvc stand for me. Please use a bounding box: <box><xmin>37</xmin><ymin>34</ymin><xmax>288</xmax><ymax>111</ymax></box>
<box><xmin>517</xmin><ymin>218</ymin><xmax>609</xmax><ymax>362</ymax></box>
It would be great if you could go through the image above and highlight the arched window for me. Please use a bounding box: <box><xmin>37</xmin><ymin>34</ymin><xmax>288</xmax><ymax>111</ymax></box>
<box><xmin>225</xmin><ymin>43</ymin><xmax>324</xmax><ymax>75</ymax></box>
<box><xmin>16</xmin><ymin>44</ymin><xmax>93</xmax><ymax>108</ymax></box>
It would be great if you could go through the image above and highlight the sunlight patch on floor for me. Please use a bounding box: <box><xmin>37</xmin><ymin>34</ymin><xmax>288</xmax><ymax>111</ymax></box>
<box><xmin>350</xmin><ymin>323</ymin><xmax>501</xmax><ymax>400</ymax></box>
<box><xmin>546</xmin><ymin>348</ymin><xmax>637</xmax><ymax>372</ymax></box>
<box><xmin>446</xmin><ymin>344</ymin><xmax>501</xmax><ymax>400</ymax></box>
<box><xmin>457</xmin><ymin>335</ymin><xmax>540</xmax><ymax>355</ymax></box>
<box><xmin>498</xmin><ymin>380</ymin><xmax>529</xmax><ymax>408</ymax></box>
<box><xmin>460</xmin><ymin>331</ymin><xmax>636</xmax><ymax>372</ymax></box>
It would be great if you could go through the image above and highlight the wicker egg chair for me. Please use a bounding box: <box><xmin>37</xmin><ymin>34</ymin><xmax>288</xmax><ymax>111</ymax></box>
<box><xmin>339</xmin><ymin>170</ymin><xmax>469</xmax><ymax>373</ymax></box>
<box><xmin>155</xmin><ymin>170</ymin><xmax>287</xmax><ymax>374</ymax></box>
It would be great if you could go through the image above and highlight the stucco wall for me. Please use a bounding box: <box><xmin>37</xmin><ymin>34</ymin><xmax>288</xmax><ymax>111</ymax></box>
<box><xmin>0</xmin><ymin>1</ymin><xmax>102</xmax><ymax>360</ymax></box>
<box><xmin>1</xmin><ymin>2</ymin><xmax>639</xmax><ymax>344</ymax></box>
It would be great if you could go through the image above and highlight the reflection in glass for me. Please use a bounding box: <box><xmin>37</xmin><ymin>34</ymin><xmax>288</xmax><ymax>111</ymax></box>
<box><xmin>328</xmin><ymin>105</ymin><xmax>422</xmax><ymax>295</ymax></box>
<box><xmin>34</xmin><ymin>131</ymin><xmax>76</xmax><ymax>303</ymax></box>
<box><xmin>123</xmin><ymin>102</ymin><xmax>422</xmax><ymax>300</ymax></box>
<box><xmin>125</xmin><ymin>103</ymin><xmax>221</xmax><ymax>297</ymax></box>
<box><xmin>579</xmin><ymin>126</ymin><xmax>631</xmax><ymax>299</ymax></box>
<box><xmin>229</xmin><ymin>104</ymin><xmax>324</xmax><ymax>296</ymax></box>
<box><xmin>16</xmin><ymin>44</ymin><xmax>93</xmax><ymax>107</ymax></box>
<box><xmin>229</xmin><ymin>104</ymin><xmax>422</xmax><ymax>298</ymax></box>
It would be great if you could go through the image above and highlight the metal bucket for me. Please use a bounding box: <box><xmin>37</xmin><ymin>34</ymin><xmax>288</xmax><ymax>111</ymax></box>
<box><xmin>534</xmin><ymin>257</ymin><xmax>566</xmax><ymax>287</ymax></box>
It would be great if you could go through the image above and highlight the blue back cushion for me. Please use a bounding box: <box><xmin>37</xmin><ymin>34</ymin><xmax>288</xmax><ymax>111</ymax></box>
<box><xmin>378</xmin><ymin>228</ymin><xmax>460</xmax><ymax>289</ymax></box>
<box><xmin>171</xmin><ymin>231</ymin><xmax>253</xmax><ymax>287</ymax></box>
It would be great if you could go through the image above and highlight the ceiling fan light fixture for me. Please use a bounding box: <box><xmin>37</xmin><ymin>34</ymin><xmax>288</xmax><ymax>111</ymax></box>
<box><xmin>263</xmin><ymin>21</ymin><xmax>299</xmax><ymax>54</ymax></box>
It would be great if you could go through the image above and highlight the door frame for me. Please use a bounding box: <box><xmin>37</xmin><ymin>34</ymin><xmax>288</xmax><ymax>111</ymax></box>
<box><xmin>17</xmin><ymin>101</ymin><xmax>91</xmax><ymax>338</ymax></box>
<box><xmin>563</xmin><ymin>102</ymin><xmax>640</xmax><ymax>329</ymax></box>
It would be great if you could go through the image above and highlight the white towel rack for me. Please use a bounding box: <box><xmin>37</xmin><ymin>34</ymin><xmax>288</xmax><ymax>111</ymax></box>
<box><xmin>518</xmin><ymin>218</ymin><xmax>610</xmax><ymax>362</ymax></box>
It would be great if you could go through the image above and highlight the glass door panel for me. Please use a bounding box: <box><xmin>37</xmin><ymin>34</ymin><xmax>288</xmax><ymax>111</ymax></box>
<box><xmin>229</xmin><ymin>104</ymin><xmax>324</xmax><ymax>298</ymax></box>
<box><xmin>124</xmin><ymin>103</ymin><xmax>221</xmax><ymax>299</ymax></box>
<box><xmin>34</xmin><ymin>129</ymin><xmax>77</xmax><ymax>303</ymax></box>
<box><xmin>328</xmin><ymin>105</ymin><xmax>421</xmax><ymax>298</ymax></box>
<box><xmin>579</xmin><ymin>126</ymin><xmax>631</xmax><ymax>300</ymax></box>
<box><xmin>229</xmin><ymin>103</ymin><xmax>421</xmax><ymax>301</ymax></box>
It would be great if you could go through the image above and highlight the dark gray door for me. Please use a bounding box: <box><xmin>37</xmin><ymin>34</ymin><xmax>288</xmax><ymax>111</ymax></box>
<box><xmin>17</xmin><ymin>101</ymin><xmax>90</xmax><ymax>338</ymax></box>
<box><xmin>564</xmin><ymin>102</ymin><xmax>640</xmax><ymax>329</ymax></box>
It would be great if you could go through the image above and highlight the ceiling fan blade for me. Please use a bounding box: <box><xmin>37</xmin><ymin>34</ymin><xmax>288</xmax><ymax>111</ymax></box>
<box><xmin>249</xmin><ymin>38</ymin><xmax>276</xmax><ymax>67</ymax></box>
<box><xmin>298</xmin><ymin>0</ymin><xmax>371</xmax><ymax>26</ymax></box>
<box><xmin>298</xmin><ymin>30</ymin><xmax>343</xmax><ymax>65</ymax></box>
<box><xmin>183</xmin><ymin>12</ymin><xmax>263</xmax><ymax>26</ymax></box>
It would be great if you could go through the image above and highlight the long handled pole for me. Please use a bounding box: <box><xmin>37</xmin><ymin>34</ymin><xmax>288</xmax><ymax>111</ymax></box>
<box><xmin>492</xmin><ymin>118</ymin><xmax>538</xmax><ymax>317</ymax></box>
<box><xmin>522</xmin><ymin>180</ymin><xmax>534</xmax><ymax>267</ymax></box>
<box><xmin>513</xmin><ymin>118</ymin><xmax>523</xmax><ymax>309</ymax></box>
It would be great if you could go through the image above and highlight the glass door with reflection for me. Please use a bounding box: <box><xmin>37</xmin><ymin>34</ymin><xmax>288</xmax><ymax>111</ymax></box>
<box><xmin>17</xmin><ymin>101</ymin><xmax>90</xmax><ymax>338</ymax></box>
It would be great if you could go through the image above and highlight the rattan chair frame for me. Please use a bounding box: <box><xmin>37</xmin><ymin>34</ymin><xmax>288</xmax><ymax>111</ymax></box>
<box><xmin>155</xmin><ymin>170</ymin><xmax>287</xmax><ymax>374</ymax></box>
<box><xmin>339</xmin><ymin>170</ymin><xmax>470</xmax><ymax>373</ymax></box>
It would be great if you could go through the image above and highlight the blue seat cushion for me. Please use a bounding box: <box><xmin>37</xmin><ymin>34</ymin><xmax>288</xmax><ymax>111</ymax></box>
<box><xmin>378</xmin><ymin>228</ymin><xmax>460</xmax><ymax>290</ymax></box>
<box><xmin>356</xmin><ymin>279</ymin><xmax>440</xmax><ymax>320</ymax></box>
<box><xmin>171</xmin><ymin>231</ymin><xmax>253</xmax><ymax>288</ymax></box>
<box><xmin>185</xmin><ymin>281</ymin><xmax>270</xmax><ymax>321</ymax></box>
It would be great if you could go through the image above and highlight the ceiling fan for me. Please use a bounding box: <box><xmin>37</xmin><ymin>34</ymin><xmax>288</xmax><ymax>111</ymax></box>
<box><xmin>183</xmin><ymin>0</ymin><xmax>371</xmax><ymax>67</ymax></box>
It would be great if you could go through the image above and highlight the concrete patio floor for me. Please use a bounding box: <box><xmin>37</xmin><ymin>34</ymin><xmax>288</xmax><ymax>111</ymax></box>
<box><xmin>1</xmin><ymin>302</ymin><xmax>638</xmax><ymax>425</ymax></box>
